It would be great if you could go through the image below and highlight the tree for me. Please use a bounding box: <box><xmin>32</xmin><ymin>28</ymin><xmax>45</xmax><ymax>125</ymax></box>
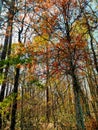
<box><xmin>0</xmin><ymin>1</ymin><xmax>16</xmax><ymax>128</ymax></box>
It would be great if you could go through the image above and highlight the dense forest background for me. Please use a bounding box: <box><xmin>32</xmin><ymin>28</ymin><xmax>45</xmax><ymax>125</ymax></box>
<box><xmin>0</xmin><ymin>0</ymin><xmax>98</xmax><ymax>130</ymax></box>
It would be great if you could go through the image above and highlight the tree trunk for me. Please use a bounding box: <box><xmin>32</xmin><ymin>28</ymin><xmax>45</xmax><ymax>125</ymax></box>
<box><xmin>65</xmin><ymin>16</ymin><xmax>85</xmax><ymax>129</ymax></box>
<box><xmin>0</xmin><ymin>5</ymin><xmax>14</xmax><ymax>128</ymax></box>
<box><xmin>10</xmin><ymin>68</ymin><xmax>20</xmax><ymax>130</ymax></box>
<box><xmin>45</xmin><ymin>45</ymin><xmax>50</xmax><ymax>123</ymax></box>
<box><xmin>10</xmin><ymin>7</ymin><xmax>24</xmax><ymax>129</ymax></box>
<box><xmin>46</xmin><ymin>85</ymin><xmax>50</xmax><ymax>122</ymax></box>
<box><xmin>72</xmin><ymin>73</ymin><xmax>85</xmax><ymax>130</ymax></box>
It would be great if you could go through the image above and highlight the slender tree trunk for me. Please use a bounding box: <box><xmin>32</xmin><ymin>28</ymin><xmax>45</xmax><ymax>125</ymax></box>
<box><xmin>46</xmin><ymin>85</ymin><xmax>49</xmax><ymax>122</ymax></box>
<box><xmin>0</xmin><ymin>6</ymin><xmax>14</xmax><ymax>69</ymax></box>
<box><xmin>0</xmin><ymin>30</ymin><xmax>12</xmax><ymax>100</ymax></box>
<box><xmin>10</xmin><ymin>68</ymin><xmax>20</xmax><ymax>130</ymax></box>
<box><xmin>20</xmin><ymin>85</ymin><xmax>23</xmax><ymax>130</ymax></box>
<box><xmin>45</xmin><ymin>45</ymin><xmax>50</xmax><ymax>123</ymax></box>
<box><xmin>0</xmin><ymin>6</ymin><xmax>14</xmax><ymax>129</ymax></box>
<box><xmin>20</xmin><ymin>72</ymin><xmax>25</xmax><ymax>130</ymax></box>
<box><xmin>88</xmin><ymin>27</ymin><xmax>98</xmax><ymax>73</ymax></box>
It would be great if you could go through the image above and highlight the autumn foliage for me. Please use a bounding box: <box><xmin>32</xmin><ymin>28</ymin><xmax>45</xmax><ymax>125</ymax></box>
<box><xmin>0</xmin><ymin>0</ymin><xmax>98</xmax><ymax>130</ymax></box>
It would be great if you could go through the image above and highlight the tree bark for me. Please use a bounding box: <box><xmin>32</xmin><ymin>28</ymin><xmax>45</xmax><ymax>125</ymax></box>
<box><xmin>72</xmin><ymin>72</ymin><xmax>85</xmax><ymax>130</ymax></box>
<box><xmin>10</xmin><ymin>68</ymin><xmax>20</xmax><ymax>130</ymax></box>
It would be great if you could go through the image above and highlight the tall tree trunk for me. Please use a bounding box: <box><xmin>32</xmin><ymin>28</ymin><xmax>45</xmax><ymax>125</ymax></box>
<box><xmin>88</xmin><ymin>26</ymin><xmax>98</xmax><ymax>73</ymax></box>
<box><xmin>0</xmin><ymin>25</ymin><xmax>12</xmax><ymax>101</ymax></box>
<box><xmin>72</xmin><ymin>72</ymin><xmax>85</xmax><ymax>130</ymax></box>
<box><xmin>65</xmin><ymin>16</ymin><xmax>85</xmax><ymax>129</ymax></box>
<box><xmin>10</xmin><ymin>68</ymin><xmax>20</xmax><ymax>130</ymax></box>
<box><xmin>46</xmin><ymin>85</ymin><xmax>50</xmax><ymax>122</ymax></box>
<box><xmin>46</xmin><ymin>45</ymin><xmax>50</xmax><ymax>123</ymax></box>
<box><xmin>0</xmin><ymin>4</ymin><xmax>14</xmax><ymax>70</ymax></box>
<box><xmin>10</xmin><ymin>10</ymin><xmax>24</xmax><ymax>129</ymax></box>
<box><xmin>0</xmin><ymin>3</ymin><xmax>15</xmax><ymax>128</ymax></box>
<box><xmin>20</xmin><ymin>72</ymin><xmax>25</xmax><ymax>130</ymax></box>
